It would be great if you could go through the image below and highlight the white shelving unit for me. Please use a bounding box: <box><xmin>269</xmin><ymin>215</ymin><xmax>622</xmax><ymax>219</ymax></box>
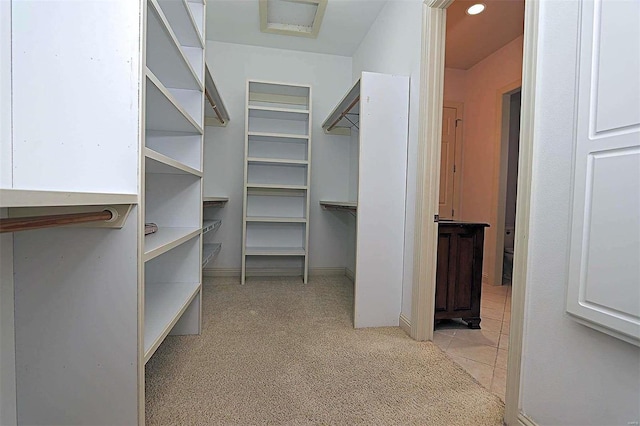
<box><xmin>143</xmin><ymin>0</ymin><xmax>205</xmax><ymax>379</ymax></box>
<box><xmin>242</xmin><ymin>81</ymin><xmax>312</xmax><ymax>284</ymax></box>
<box><xmin>321</xmin><ymin>72</ymin><xmax>409</xmax><ymax>328</ymax></box>
<box><xmin>0</xmin><ymin>1</ymin><xmax>208</xmax><ymax>424</ymax></box>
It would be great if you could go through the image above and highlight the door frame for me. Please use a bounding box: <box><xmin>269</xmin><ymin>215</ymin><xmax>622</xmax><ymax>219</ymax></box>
<box><xmin>491</xmin><ymin>82</ymin><xmax>521</xmax><ymax>287</ymax></box>
<box><xmin>411</xmin><ymin>1</ymin><xmax>540</xmax><ymax>425</ymax></box>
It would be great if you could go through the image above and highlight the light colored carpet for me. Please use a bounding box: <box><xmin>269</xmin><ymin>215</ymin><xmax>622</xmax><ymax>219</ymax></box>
<box><xmin>145</xmin><ymin>276</ymin><xmax>504</xmax><ymax>425</ymax></box>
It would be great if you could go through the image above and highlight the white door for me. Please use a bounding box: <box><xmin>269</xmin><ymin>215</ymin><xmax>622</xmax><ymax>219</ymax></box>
<box><xmin>439</xmin><ymin>106</ymin><xmax>458</xmax><ymax>219</ymax></box>
<box><xmin>566</xmin><ymin>0</ymin><xmax>640</xmax><ymax>346</ymax></box>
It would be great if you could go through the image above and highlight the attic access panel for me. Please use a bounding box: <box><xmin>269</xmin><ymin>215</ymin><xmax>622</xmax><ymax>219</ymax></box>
<box><xmin>259</xmin><ymin>0</ymin><xmax>328</xmax><ymax>38</ymax></box>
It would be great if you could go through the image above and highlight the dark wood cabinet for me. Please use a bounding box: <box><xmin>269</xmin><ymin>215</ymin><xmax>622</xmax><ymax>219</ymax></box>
<box><xmin>435</xmin><ymin>221</ymin><xmax>489</xmax><ymax>329</ymax></box>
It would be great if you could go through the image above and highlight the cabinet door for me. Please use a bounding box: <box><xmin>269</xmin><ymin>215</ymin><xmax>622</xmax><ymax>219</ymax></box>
<box><xmin>450</xmin><ymin>230</ymin><xmax>477</xmax><ymax>313</ymax></box>
<box><xmin>435</xmin><ymin>232</ymin><xmax>452</xmax><ymax>313</ymax></box>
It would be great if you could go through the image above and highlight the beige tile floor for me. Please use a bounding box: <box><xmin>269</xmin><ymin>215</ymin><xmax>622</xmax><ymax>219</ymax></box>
<box><xmin>433</xmin><ymin>283</ymin><xmax>512</xmax><ymax>401</ymax></box>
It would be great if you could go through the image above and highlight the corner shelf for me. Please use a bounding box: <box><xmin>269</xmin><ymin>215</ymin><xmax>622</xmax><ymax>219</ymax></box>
<box><xmin>143</xmin><ymin>281</ymin><xmax>201</xmax><ymax>363</ymax></box>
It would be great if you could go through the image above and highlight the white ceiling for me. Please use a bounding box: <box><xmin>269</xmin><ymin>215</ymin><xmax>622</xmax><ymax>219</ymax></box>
<box><xmin>206</xmin><ymin>0</ymin><xmax>388</xmax><ymax>57</ymax></box>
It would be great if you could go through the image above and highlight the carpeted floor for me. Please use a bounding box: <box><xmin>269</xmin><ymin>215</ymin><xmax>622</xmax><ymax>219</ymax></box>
<box><xmin>145</xmin><ymin>276</ymin><xmax>504</xmax><ymax>425</ymax></box>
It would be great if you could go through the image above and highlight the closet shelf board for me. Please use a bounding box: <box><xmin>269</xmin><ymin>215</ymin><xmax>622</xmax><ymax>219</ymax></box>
<box><xmin>246</xmin><ymin>217</ymin><xmax>307</xmax><ymax>223</ymax></box>
<box><xmin>322</xmin><ymin>78</ymin><xmax>361</xmax><ymax>132</ymax></box>
<box><xmin>147</xmin><ymin>0</ymin><xmax>202</xmax><ymax>91</ymax></box>
<box><xmin>246</xmin><ymin>183</ymin><xmax>308</xmax><ymax>191</ymax></box>
<box><xmin>247</xmin><ymin>157</ymin><xmax>308</xmax><ymax>166</ymax></box>
<box><xmin>144</xmin><ymin>227</ymin><xmax>201</xmax><ymax>262</ymax></box>
<box><xmin>203</xmin><ymin>196</ymin><xmax>229</xmax><ymax>202</ymax></box>
<box><xmin>202</xmin><ymin>219</ymin><xmax>221</xmax><ymax>234</ymax></box>
<box><xmin>203</xmin><ymin>196</ymin><xmax>228</xmax><ymax>208</ymax></box>
<box><xmin>248</xmin><ymin>105</ymin><xmax>309</xmax><ymax>115</ymax></box>
<box><xmin>319</xmin><ymin>200</ymin><xmax>357</xmax><ymax>208</ymax></box>
<box><xmin>156</xmin><ymin>0</ymin><xmax>203</xmax><ymax>48</ymax></box>
<box><xmin>145</xmin><ymin>148</ymin><xmax>203</xmax><ymax>177</ymax></box>
<box><xmin>202</xmin><ymin>243</ymin><xmax>221</xmax><ymax>267</ymax></box>
<box><xmin>249</xmin><ymin>107</ymin><xmax>309</xmax><ymax>122</ymax></box>
<box><xmin>204</xmin><ymin>64</ymin><xmax>230</xmax><ymax>126</ymax></box>
<box><xmin>146</xmin><ymin>69</ymin><xmax>203</xmax><ymax>134</ymax></box>
<box><xmin>0</xmin><ymin>189</ymin><xmax>137</xmax><ymax>208</ymax></box>
<box><xmin>248</xmin><ymin>81</ymin><xmax>311</xmax><ymax>107</ymax></box>
<box><xmin>245</xmin><ymin>247</ymin><xmax>306</xmax><ymax>256</ymax></box>
<box><xmin>144</xmin><ymin>281</ymin><xmax>201</xmax><ymax>363</ymax></box>
<box><xmin>248</xmin><ymin>131</ymin><xmax>309</xmax><ymax>140</ymax></box>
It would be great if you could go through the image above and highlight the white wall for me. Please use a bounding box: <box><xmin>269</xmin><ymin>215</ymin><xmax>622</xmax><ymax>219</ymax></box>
<box><xmin>520</xmin><ymin>1</ymin><xmax>640</xmax><ymax>424</ymax></box>
<box><xmin>1</xmin><ymin>1</ymin><xmax>11</xmax><ymax>188</ymax></box>
<box><xmin>203</xmin><ymin>41</ymin><xmax>353</xmax><ymax>271</ymax></box>
<box><xmin>351</xmin><ymin>0</ymin><xmax>423</xmax><ymax>320</ymax></box>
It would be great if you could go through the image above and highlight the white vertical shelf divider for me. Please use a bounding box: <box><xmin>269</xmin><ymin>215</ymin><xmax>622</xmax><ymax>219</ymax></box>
<box><xmin>242</xmin><ymin>81</ymin><xmax>312</xmax><ymax>284</ymax></box>
<box><xmin>321</xmin><ymin>72</ymin><xmax>410</xmax><ymax>328</ymax></box>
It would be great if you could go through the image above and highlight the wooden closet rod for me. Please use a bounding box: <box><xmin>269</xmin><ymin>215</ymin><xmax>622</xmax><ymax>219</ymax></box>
<box><xmin>0</xmin><ymin>210</ymin><xmax>113</xmax><ymax>233</ymax></box>
<box><xmin>205</xmin><ymin>89</ymin><xmax>225</xmax><ymax>124</ymax></box>
<box><xmin>327</xmin><ymin>95</ymin><xmax>360</xmax><ymax>132</ymax></box>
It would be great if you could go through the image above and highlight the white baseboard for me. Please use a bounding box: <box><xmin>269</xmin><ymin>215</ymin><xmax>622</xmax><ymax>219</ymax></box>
<box><xmin>203</xmin><ymin>268</ymin><xmax>241</xmax><ymax>278</ymax></box>
<box><xmin>345</xmin><ymin>267</ymin><xmax>355</xmax><ymax>282</ymax></box>
<box><xmin>203</xmin><ymin>267</ymin><xmax>348</xmax><ymax>278</ymax></box>
<box><xmin>399</xmin><ymin>314</ymin><xmax>411</xmax><ymax>336</ymax></box>
<box><xmin>517</xmin><ymin>412</ymin><xmax>538</xmax><ymax>426</ymax></box>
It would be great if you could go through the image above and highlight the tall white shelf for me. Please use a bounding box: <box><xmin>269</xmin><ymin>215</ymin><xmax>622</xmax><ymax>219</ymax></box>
<box><xmin>1</xmin><ymin>1</ymin><xmax>208</xmax><ymax>424</ymax></box>
<box><xmin>321</xmin><ymin>72</ymin><xmax>410</xmax><ymax>328</ymax></box>
<box><xmin>242</xmin><ymin>81</ymin><xmax>312</xmax><ymax>284</ymax></box>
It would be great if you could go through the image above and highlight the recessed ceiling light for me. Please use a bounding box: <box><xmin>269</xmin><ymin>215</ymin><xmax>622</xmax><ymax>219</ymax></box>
<box><xmin>466</xmin><ymin>3</ymin><xmax>486</xmax><ymax>15</ymax></box>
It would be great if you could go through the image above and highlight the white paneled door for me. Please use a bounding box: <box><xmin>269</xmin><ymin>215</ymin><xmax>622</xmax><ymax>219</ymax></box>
<box><xmin>439</xmin><ymin>106</ymin><xmax>458</xmax><ymax>219</ymax></box>
<box><xmin>566</xmin><ymin>0</ymin><xmax>640</xmax><ymax>346</ymax></box>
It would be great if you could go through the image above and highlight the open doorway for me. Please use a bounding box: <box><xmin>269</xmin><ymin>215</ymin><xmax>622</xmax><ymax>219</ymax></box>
<box><xmin>430</xmin><ymin>0</ymin><xmax>525</xmax><ymax>402</ymax></box>
<box><xmin>495</xmin><ymin>88</ymin><xmax>521</xmax><ymax>288</ymax></box>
